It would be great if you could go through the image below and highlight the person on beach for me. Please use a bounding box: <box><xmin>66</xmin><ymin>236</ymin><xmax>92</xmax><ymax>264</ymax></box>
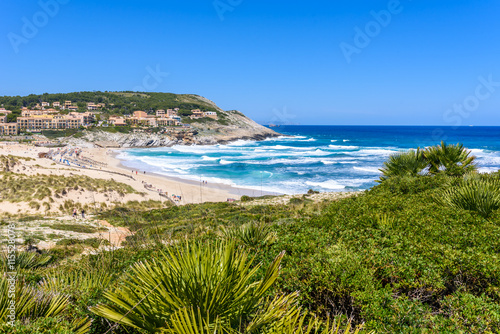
<box><xmin>81</xmin><ymin>209</ymin><xmax>85</xmax><ymax>219</ymax></box>
<box><xmin>72</xmin><ymin>208</ymin><xmax>77</xmax><ymax>218</ymax></box>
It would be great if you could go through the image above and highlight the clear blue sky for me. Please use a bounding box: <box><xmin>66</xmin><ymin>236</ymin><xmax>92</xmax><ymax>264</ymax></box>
<box><xmin>1</xmin><ymin>0</ymin><xmax>500</xmax><ymax>125</ymax></box>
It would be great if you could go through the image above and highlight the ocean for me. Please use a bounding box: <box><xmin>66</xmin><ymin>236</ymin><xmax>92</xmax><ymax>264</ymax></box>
<box><xmin>116</xmin><ymin>126</ymin><xmax>500</xmax><ymax>195</ymax></box>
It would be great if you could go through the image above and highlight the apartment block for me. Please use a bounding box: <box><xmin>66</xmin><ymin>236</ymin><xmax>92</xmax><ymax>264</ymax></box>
<box><xmin>0</xmin><ymin>123</ymin><xmax>19</xmax><ymax>136</ymax></box>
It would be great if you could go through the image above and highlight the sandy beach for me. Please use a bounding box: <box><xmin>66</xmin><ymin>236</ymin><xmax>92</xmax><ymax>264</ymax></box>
<box><xmin>0</xmin><ymin>142</ymin><xmax>267</xmax><ymax>215</ymax></box>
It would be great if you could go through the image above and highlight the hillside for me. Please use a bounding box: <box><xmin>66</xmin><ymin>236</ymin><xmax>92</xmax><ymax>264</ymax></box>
<box><xmin>0</xmin><ymin>91</ymin><xmax>279</xmax><ymax>146</ymax></box>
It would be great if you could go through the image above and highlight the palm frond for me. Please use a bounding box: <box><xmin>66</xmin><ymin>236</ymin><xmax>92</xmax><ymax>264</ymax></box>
<box><xmin>435</xmin><ymin>177</ymin><xmax>500</xmax><ymax>218</ymax></box>
<box><xmin>91</xmin><ymin>241</ymin><xmax>285</xmax><ymax>333</ymax></box>
<box><xmin>379</xmin><ymin>148</ymin><xmax>428</xmax><ymax>181</ymax></box>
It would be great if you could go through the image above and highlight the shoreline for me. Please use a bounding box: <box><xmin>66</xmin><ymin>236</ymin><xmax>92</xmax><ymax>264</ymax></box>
<box><xmin>108</xmin><ymin>148</ymin><xmax>281</xmax><ymax>199</ymax></box>
<box><xmin>0</xmin><ymin>140</ymin><xmax>361</xmax><ymax>216</ymax></box>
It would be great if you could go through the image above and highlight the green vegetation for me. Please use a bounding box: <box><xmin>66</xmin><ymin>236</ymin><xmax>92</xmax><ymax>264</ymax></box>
<box><xmin>379</xmin><ymin>141</ymin><xmax>477</xmax><ymax>180</ymax></box>
<box><xmin>0</xmin><ymin>167</ymin><xmax>135</xmax><ymax>204</ymax></box>
<box><xmin>41</xmin><ymin>129</ymin><xmax>82</xmax><ymax>139</ymax></box>
<box><xmin>1</xmin><ymin>143</ymin><xmax>500</xmax><ymax>333</ymax></box>
<box><xmin>379</xmin><ymin>148</ymin><xmax>427</xmax><ymax>180</ymax></box>
<box><xmin>435</xmin><ymin>174</ymin><xmax>500</xmax><ymax>218</ymax></box>
<box><xmin>47</xmin><ymin>224</ymin><xmax>107</xmax><ymax>234</ymax></box>
<box><xmin>0</xmin><ymin>92</ymin><xmax>219</xmax><ymax>116</ymax></box>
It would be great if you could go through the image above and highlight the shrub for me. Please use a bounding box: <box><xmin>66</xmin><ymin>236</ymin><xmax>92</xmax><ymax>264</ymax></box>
<box><xmin>435</xmin><ymin>177</ymin><xmax>500</xmax><ymax>218</ymax></box>
<box><xmin>379</xmin><ymin>148</ymin><xmax>428</xmax><ymax>181</ymax></box>
<box><xmin>424</xmin><ymin>141</ymin><xmax>477</xmax><ymax>176</ymax></box>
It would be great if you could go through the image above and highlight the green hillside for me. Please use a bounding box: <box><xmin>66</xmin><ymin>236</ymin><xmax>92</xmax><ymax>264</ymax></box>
<box><xmin>0</xmin><ymin>91</ymin><xmax>220</xmax><ymax>116</ymax></box>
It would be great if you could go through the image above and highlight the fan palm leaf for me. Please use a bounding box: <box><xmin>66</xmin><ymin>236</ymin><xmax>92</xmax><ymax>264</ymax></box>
<box><xmin>91</xmin><ymin>241</ymin><xmax>285</xmax><ymax>333</ymax></box>
<box><xmin>379</xmin><ymin>148</ymin><xmax>428</xmax><ymax>181</ymax></box>
<box><xmin>424</xmin><ymin>141</ymin><xmax>477</xmax><ymax>176</ymax></box>
<box><xmin>436</xmin><ymin>177</ymin><xmax>500</xmax><ymax>218</ymax></box>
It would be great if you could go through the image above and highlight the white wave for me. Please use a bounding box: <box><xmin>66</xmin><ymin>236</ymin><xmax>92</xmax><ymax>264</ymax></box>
<box><xmin>353</xmin><ymin>166</ymin><xmax>381</xmax><ymax>174</ymax></box>
<box><xmin>305</xmin><ymin>180</ymin><xmax>346</xmax><ymax>190</ymax></box>
<box><xmin>469</xmin><ymin>148</ymin><xmax>487</xmax><ymax>155</ymax></box>
<box><xmin>247</xmin><ymin>157</ymin><xmax>321</xmax><ymax>165</ymax></box>
<box><xmin>479</xmin><ymin>167</ymin><xmax>499</xmax><ymax>173</ymax></box>
<box><xmin>226</xmin><ymin>139</ymin><xmax>256</xmax><ymax>147</ymax></box>
<box><xmin>331</xmin><ymin>140</ymin><xmax>338</xmax><ymax>142</ymax></box>
<box><xmin>269</xmin><ymin>145</ymin><xmax>312</xmax><ymax>150</ymax></box>
<box><xmin>220</xmin><ymin>159</ymin><xmax>237</xmax><ymax>165</ymax></box>
<box><xmin>355</xmin><ymin>149</ymin><xmax>398</xmax><ymax>156</ymax></box>
<box><xmin>297</xmin><ymin>138</ymin><xmax>316</xmax><ymax>142</ymax></box>
<box><xmin>305</xmin><ymin>149</ymin><xmax>331</xmax><ymax>156</ymax></box>
<box><xmin>328</xmin><ymin>145</ymin><xmax>360</xmax><ymax>150</ymax></box>
<box><xmin>343</xmin><ymin>139</ymin><xmax>350</xmax><ymax>142</ymax></box>
<box><xmin>336</xmin><ymin>178</ymin><xmax>374</xmax><ymax>187</ymax></box>
<box><xmin>263</xmin><ymin>135</ymin><xmax>304</xmax><ymax>141</ymax></box>
<box><xmin>321</xmin><ymin>160</ymin><xmax>336</xmax><ymax>165</ymax></box>
<box><xmin>202</xmin><ymin>155</ymin><xmax>219</xmax><ymax>161</ymax></box>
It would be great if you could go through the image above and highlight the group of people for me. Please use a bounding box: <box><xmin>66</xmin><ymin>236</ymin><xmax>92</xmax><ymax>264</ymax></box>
<box><xmin>201</xmin><ymin>180</ymin><xmax>208</xmax><ymax>185</ymax></box>
<box><xmin>72</xmin><ymin>208</ymin><xmax>85</xmax><ymax>219</ymax></box>
<box><xmin>132</xmin><ymin>170</ymin><xmax>146</xmax><ymax>175</ymax></box>
<box><xmin>171</xmin><ymin>194</ymin><xmax>182</xmax><ymax>202</ymax></box>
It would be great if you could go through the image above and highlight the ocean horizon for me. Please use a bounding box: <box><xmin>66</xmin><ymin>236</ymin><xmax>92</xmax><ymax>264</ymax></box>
<box><xmin>116</xmin><ymin>126</ymin><xmax>500</xmax><ymax>195</ymax></box>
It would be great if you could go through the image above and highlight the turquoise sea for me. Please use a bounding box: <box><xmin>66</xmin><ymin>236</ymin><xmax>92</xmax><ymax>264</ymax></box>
<box><xmin>116</xmin><ymin>126</ymin><xmax>500</xmax><ymax>195</ymax></box>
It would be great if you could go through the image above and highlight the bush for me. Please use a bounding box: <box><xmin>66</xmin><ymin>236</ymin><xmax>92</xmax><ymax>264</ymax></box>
<box><xmin>240</xmin><ymin>195</ymin><xmax>252</xmax><ymax>202</ymax></box>
<box><xmin>435</xmin><ymin>176</ymin><xmax>500</xmax><ymax>218</ymax></box>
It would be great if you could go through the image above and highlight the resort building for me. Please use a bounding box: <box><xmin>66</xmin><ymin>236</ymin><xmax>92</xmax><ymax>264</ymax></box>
<box><xmin>0</xmin><ymin>109</ymin><xmax>12</xmax><ymax>123</ymax></box>
<box><xmin>68</xmin><ymin>105</ymin><xmax>79</xmax><ymax>111</ymax></box>
<box><xmin>189</xmin><ymin>109</ymin><xmax>218</xmax><ymax>120</ymax></box>
<box><xmin>133</xmin><ymin>110</ymin><xmax>148</xmax><ymax>118</ymax></box>
<box><xmin>109</xmin><ymin>116</ymin><xmax>126</xmax><ymax>126</ymax></box>
<box><xmin>204</xmin><ymin>111</ymin><xmax>218</xmax><ymax>119</ymax></box>
<box><xmin>156</xmin><ymin>109</ymin><xmax>166</xmax><ymax>118</ymax></box>
<box><xmin>64</xmin><ymin>101</ymin><xmax>72</xmax><ymax>108</ymax></box>
<box><xmin>17</xmin><ymin>115</ymin><xmax>81</xmax><ymax>131</ymax></box>
<box><xmin>53</xmin><ymin>102</ymin><xmax>61</xmax><ymax>108</ymax></box>
<box><xmin>41</xmin><ymin>102</ymin><xmax>50</xmax><ymax>107</ymax></box>
<box><xmin>69</xmin><ymin>112</ymin><xmax>95</xmax><ymax>125</ymax></box>
<box><xmin>157</xmin><ymin>118</ymin><xmax>179</xmax><ymax>126</ymax></box>
<box><xmin>0</xmin><ymin>123</ymin><xmax>18</xmax><ymax>136</ymax></box>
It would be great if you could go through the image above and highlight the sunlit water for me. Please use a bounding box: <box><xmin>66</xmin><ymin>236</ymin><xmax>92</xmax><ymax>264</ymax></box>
<box><xmin>116</xmin><ymin>126</ymin><xmax>500</xmax><ymax>194</ymax></box>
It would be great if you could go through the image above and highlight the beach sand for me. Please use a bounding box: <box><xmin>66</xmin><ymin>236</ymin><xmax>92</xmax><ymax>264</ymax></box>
<box><xmin>0</xmin><ymin>142</ymin><xmax>267</xmax><ymax>215</ymax></box>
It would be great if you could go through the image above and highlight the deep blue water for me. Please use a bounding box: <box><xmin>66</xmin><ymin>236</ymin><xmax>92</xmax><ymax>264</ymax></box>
<box><xmin>116</xmin><ymin>126</ymin><xmax>500</xmax><ymax>194</ymax></box>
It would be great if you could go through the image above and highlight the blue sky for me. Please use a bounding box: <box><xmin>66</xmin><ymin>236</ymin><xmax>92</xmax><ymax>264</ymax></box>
<box><xmin>1</xmin><ymin>0</ymin><xmax>500</xmax><ymax>125</ymax></box>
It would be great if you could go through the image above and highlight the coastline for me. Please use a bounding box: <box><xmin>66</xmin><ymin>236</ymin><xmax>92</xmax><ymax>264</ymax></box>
<box><xmin>107</xmin><ymin>148</ymin><xmax>281</xmax><ymax>200</ymax></box>
<box><xmin>0</xmin><ymin>142</ymin><xmax>283</xmax><ymax>215</ymax></box>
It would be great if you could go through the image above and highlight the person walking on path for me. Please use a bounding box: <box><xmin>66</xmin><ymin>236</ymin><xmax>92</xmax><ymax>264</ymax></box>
<box><xmin>81</xmin><ymin>209</ymin><xmax>85</xmax><ymax>219</ymax></box>
<box><xmin>72</xmin><ymin>208</ymin><xmax>77</xmax><ymax>218</ymax></box>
